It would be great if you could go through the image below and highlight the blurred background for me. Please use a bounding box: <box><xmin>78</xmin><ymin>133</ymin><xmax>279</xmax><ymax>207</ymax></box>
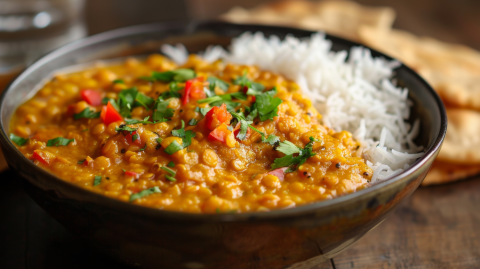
<box><xmin>1</xmin><ymin>0</ymin><xmax>480</xmax><ymax>88</ymax></box>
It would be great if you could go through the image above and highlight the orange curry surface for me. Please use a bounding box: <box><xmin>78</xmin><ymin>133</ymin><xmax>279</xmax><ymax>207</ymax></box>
<box><xmin>10</xmin><ymin>54</ymin><xmax>372</xmax><ymax>213</ymax></box>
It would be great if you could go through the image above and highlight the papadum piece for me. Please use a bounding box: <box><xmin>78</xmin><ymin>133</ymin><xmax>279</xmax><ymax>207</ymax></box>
<box><xmin>422</xmin><ymin>161</ymin><xmax>480</xmax><ymax>186</ymax></box>
<box><xmin>437</xmin><ymin>108</ymin><xmax>480</xmax><ymax>164</ymax></box>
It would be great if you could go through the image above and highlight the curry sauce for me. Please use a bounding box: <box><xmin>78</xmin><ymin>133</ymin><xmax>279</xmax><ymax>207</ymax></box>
<box><xmin>10</xmin><ymin>54</ymin><xmax>372</xmax><ymax>213</ymax></box>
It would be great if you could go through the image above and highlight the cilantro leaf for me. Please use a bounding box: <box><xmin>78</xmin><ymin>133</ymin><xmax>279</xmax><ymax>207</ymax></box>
<box><xmin>10</xmin><ymin>133</ymin><xmax>28</xmax><ymax>146</ymax></box>
<box><xmin>167</xmin><ymin>161</ymin><xmax>175</xmax><ymax>167</ymax></box>
<box><xmin>129</xmin><ymin>186</ymin><xmax>161</xmax><ymax>202</ymax></box>
<box><xmin>271</xmin><ymin>137</ymin><xmax>320</xmax><ymax>171</ymax></box>
<box><xmin>135</xmin><ymin>93</ymin><xmax>155</xmax><ymax>110</ymax></box>
<box><xmin>188</xmin><ymin>119</ymin><xmax>198</xmax><ymax>126</ymax></box>
<box><xmin>171</xmin><ymin>120</ymin><xmax>186</xmax><ymax>137</ymax></box>
<box><xmin>151</xmin><ymin>69</ymin><xmax>195</xmax><ymax>82</ymax></box>
<box><xmin>93</xmin><ymin>176</ymin><xmax>102</xmax><ymax>186</ymax></box>
<box><xmin>233</xmin><ymin>74</ymin><xmax>265</xmax><ymax>95</ymax></box>
<box><xmin>165</xmin><ymin>120</ymin><xmax>197</xmax><ymax>154</ymax></box>
<box><xmin>153</xmin><ymin>99</ymin><xmax>174</xmax><ymax>121</ymax></box>
<box><xmin>47</xmin><ymin>137</ymin><xmax>75</xmax><ymax>147</ymax></box>
<box><xmin>195</xmin><ymin>106</ymin><xmax>212</xmax><ymax>116</ymax></box>
<box><xmin>207</xmin><ymin>76</ymin><xmax>229</xmax><ymax>91</ymax></box>
<box><xmin>73</xmin><ymin>107</ymin><xmax>100</xmax><ymax>120</ymax></box>
<box><xmin>164</xmin><ymin>140</ymin><xmax>183</xmax><ymax>155</ymax></box>
<box><xmin>256</xmin><ymin>88</ymin><xmax>282</xmax><ymax>121</ymax></box>
<box><xmin>125</xmin><ymin>116</ymin><xmax>166</xmax><ymax>125</ymax></box>
<box><xmin>113</xmin><ymin>79</ymin><xmax>124</xmax><ymax>84</ymax></box>
<box><xmin>118</xmin><ymin>88</ymin><xmax>138</xmax><ymax>108</ymax></box>
<box><xmin>139</xmin><ymin>143</ymin><xmax>147</xmax><ymax>151</ymax></box>
<box><xmin>276</xmin><ymin>141</ymin><xmax>301</xmax><ymax>155</ymax></box>
<box><xmin>78</xmin><ymin>159</ymin><xmax>86</xmax><ymax>164</ymax></box>
<box><xmin>115</xmin><ymin>125</ymin><xmax>138</xmax><ymax>133</ymax></box>
<box><xmin>261</xmin><ymin>134</ymin><xmax>280</xmax><ymax>145</ymax></box>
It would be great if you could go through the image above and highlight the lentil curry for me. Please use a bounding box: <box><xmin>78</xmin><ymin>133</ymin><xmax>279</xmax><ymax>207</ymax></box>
<box><xmin>10</xmin><ymin>54</ymin><xmax>373</xmax><ymax>213</ymax></box>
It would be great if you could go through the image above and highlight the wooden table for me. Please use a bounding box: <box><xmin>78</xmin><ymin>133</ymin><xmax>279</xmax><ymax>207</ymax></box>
<box><xmin>2</xmin><ymin>0</ymin><xmax>480</xmax><ymax>268</ymax></box>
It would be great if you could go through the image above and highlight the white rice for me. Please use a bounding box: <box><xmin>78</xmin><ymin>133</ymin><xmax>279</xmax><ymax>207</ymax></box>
<box><xmin>161</xmin><ymin>32</ymin><xmax>424</xmax><ymax>183</ymax></box>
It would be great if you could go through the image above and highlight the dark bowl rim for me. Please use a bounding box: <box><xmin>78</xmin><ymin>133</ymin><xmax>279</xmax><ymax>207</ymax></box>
<box><xmin>0</xmin><ymin>20</ymin><xmax>447</xmax><ymax>221</ymax></box>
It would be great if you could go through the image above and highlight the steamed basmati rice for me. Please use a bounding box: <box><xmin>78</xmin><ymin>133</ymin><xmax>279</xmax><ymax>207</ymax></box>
<box><xmin>161</xmin><ymin>32</ymin><xmax>424</xmax><ymax>182</ymax></box>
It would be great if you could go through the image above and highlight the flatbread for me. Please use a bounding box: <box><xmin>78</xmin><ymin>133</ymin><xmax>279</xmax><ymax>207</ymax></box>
<box><xmin>422</xmin><ymin>161</ymin><xmax>480</xmax><ymax>186</ymax></box>
<box><xmin>436</xmin><ymin>108</ymin><xmax>480</xmax><ymax>164</ymax></box>
<box><xmin>221</xmin><ymin>0</ymin><xmax>396</xmax><ymax>42</ymax></box>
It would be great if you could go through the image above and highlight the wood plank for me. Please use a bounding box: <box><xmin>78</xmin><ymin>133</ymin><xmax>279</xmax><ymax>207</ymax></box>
<box><xmin>332</xmin><ymin>177</ymin><xmax>480</xmax><ymax>269</ymax></box>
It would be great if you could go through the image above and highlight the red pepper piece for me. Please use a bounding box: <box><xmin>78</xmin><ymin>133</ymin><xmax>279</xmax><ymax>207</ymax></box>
<box><xmin>100</xmin><ymin>101</ymin><xmax>123</xmax><ymax>126</ymax></box>
<box><xmin>182</xmin><ymin>77</ymin><xmax>205</xmax><ymax>105</ymax></box>
<box><xmin>32</xmin><ymin>150</ymin><xmax>55</xmax><ymax>166</ymax></box>
<box><xmin>205</xmin><ymin>103</ymin><xmax>232</xmax><ymax>131</ymax></box>
<box><xmin>81</xmin><ymin>89</ymin><xmax>102</xmax><ymax>106</ymax></box>
<box><xmin>125</xmin><ymin>171</ymin><xmax>139</xmax><ymax>179</ymax></box>
<box><xmin>207</xmin><ymin>123</ymin><xmax>232</xmax><ymax>143</ymax></box>
<box><xmin>124</xmin><ymin>130</ymin><xmax>142</xmax><ymax>146</ymax></box>
<box><xmin>266</xmin><ymin>167</ymin><xmax>288</xmax><ymax>181</ymax></box>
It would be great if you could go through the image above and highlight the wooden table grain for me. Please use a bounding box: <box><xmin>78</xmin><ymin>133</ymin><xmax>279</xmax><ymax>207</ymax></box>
<box><xmin>2</xmin><ymin>0</ymin><xmax>480</xmax><ymax>268</ymax></box>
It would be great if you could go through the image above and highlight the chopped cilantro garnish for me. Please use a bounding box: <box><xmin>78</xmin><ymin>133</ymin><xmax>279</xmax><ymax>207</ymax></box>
<box><xmin>164</xmin><ymin>120</ymin><xmax>196</xmax><ymax>155</ymax></box>
<box><xmin>233</xmin><ymin>73</ymin><xmax>265</xmax><ymax>94</ymax></box>
<box><xmin>261</xmin><ymin>134</ymin><xmax>280</xmax><ymax>145</ymax></box>
<box><xmin>153</xmin><ymin>98</ymin><xmax>174</xmax><ymax>121</ymax></box>
<box><xmin>167</xmin><ymin>161</ymin><xmax>175</xmax><ymax>167</ymax></box>
<box><xmin>124</xmin><ymin>116</ymin><xmax>166</xmax><ymax>125</ymax></box>
<box><xmin>73</xmin><ymin>107</ymin><xmax>100</xmax><ymax>120</ymax></box>
<box><xmin>271</xmin><ymin>137</ymin><xmax>320</xmax><ymax>172</ymax></box>
<box><xmin>132</xmin><ymin>134</ymin><xmax>139</xmax><ymax>142</ymax></box>
<box><xmin>77</xmin><ymin>159</ymin><xmax>86</xmax><ymax>164</ymax></box>
<box><xmin>139</xmin><ymin>143</ymin><xmax>147</xmax><ymax>151</ymax></box>
<box><xmin>164</xmin><ymin>140</ymin><xmax>183</xmax><ymax>155</ymax></box>
<box><xmin>188</xmin><ymin>118</ymin><xmax>198</xmax><ymax>126</ymax></box>
<box><xmin>195</xmin><ymin>106</ymin><xmax>213</xmax><ymax>116</ymax></box>
<box><xmin>197</xmin><ymin>92</ymin><xmax>246</xmax><ymax>104</ymax></box>
<box><xmin>150</xmin><ymin>69</ymin><xmax>195</xmax><ymax>82</ymax></box>
<box><xmin>156</xmin><ymin>137</ymin><xmax>163</xmax><ymax>144</ymax></box>
<box><xmin>93</xmin><ymin>176</ymin><xmax>102</xmax><ymax>186</ymax></box>
<box><xmin>256</xmin><ymin>87</ymin><xmax>282</xmax><ymax>121</ymax></box>
<box><xmin>113</xmin><ymin>79</ymin><xmax>125</xmax><ymax>84</ymax></box>
<box><xmin>115</xmin><ymin>125</ymin><xmax>138</xmax><ymax>133</ymax></box>
<box><xmin>129</xmin><ymin>186</ymin><xmax>161</xmax><ymax>202</ymax></box>
<box><xmin>135</xmin><ymin>93</ymin><xmax>155</xmax><ymax>110</ymax></box>
<box><xmin>207</xmin><ymin>76</ymin><xmax>229</xmax><ymax>91</ymax></box>
<box><xmin>10</xmin><ymin>133</ymin><xmax>28</xmax><ymax>146</ymax></box>
<box><xmin>47</xmin><ymin>137</ymin><xmax>75</xmax><ymax>147</ymax></box>
<box><xmin>230</xmin><ymin>112</ymin><xmax>280</xmax><ymax>144</ymax></box>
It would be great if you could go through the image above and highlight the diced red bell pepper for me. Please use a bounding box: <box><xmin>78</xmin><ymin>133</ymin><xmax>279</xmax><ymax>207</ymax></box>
<box><xmin>81</xmin><ymin>89</ymin><xmax>102</xmax><ymax>106</ymax></box>
<box><xmin>266</xmin><ymin>167</ymin><xmax>288</xmax><ymax>181</ymax></box>
<box><xmin>207</xmin><ymin>123</ymin><xmax>232</xmax><ymax>143</ymax></box>
<box><xmin>205</xmin><ymin>103</ymin><xmax>232</xmax><ymax>131</ymax></box>
<box><xmin>233</xmin><ymin>122</ymin><xmax>252</xmax><ymax>141</ymax></box>
<box><xmin>182</xmin><ymin>77</ymin><xmax>205</xmax><ymax>105</ymax></box>
<box><xmin>101</xmin><ymin>101</ymin><xmax>123</xmax><ymax>126</ymax></box>
<box><xmin>32</xmin><ymin>150</ymin><xmax>55</xmax><ymax>166</ymax></box>
<box><xmin>83</xmin><ymin>156</ymin><xmax>94</xmax><ymax>166</ymax></box>
<box><xmin>124</xmin><ymin>130</ymin><xmax>142</xmax><ymax>146</ymax></box>
<box><xmin>125</xmin><ymin>171</ymin><xmax>139</xmax><ymax>179</ymax></box>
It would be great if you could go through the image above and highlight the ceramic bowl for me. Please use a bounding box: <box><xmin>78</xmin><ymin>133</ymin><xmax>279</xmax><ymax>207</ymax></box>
<box><xmin>0</xmin><ymin>21</ymin><xmax>447</xmax><ymax>269</ymax></box>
